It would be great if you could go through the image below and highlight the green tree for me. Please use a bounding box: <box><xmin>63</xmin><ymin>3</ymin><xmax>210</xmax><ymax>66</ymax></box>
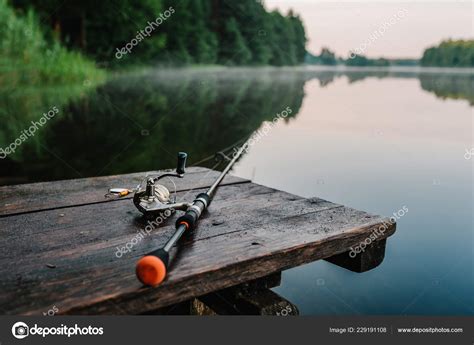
<box><xmin>289</xmin><ymin>11</ymin><xmax>307</xmax><ymax>63</ymax></box>
<box><xmin>319</xmin><ymin>48</ymin><xmax>337</xmax><ymax>65</ymax></box>
<box><xmin>12</xmin><ymin>0</ymin><xmax>166</xmax><ymax>65</ymax></box>
<box><xmin>12</xmin><ymin>0</ymin><xmax>308</xmax><ymax>67</ymax></box>
<box><xmin>219</xmin><ymin>17</ymin><xmax>252</xmax><ymax>65</ymax></box>
<box><xmin>421</xmin><ymin>40</ymin><xmax>474</xmax><ymax>67</ymax></box>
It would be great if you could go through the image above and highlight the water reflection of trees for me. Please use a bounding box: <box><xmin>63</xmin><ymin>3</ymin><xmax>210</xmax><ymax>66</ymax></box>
<box><xmin>418</xmin><ymin>74</ymin><xmax>474</xmax><ymax>105</ymax></box>
<box><xmin>0</xmin><ymin>69</ymin><xmax>305</xmax><ymax>183</ymax></box>
<box><xmin>304</xmin><ymin>69</ymin><xmax>473</xmax><ymax>104</ymax></box>
<box><xmin>0</xmin><ymin>68</ymin><xmax>472</xmax><ymax>184</ymax></box>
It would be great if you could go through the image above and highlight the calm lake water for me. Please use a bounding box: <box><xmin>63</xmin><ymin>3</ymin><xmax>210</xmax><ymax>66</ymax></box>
<box><xmin>0</xmin><ymin>66</ymin><xmax>472</xmax><ymax>315</ymax></box>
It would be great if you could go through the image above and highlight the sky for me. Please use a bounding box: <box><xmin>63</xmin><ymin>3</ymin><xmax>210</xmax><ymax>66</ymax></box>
<box><xmin>264</xmin><ymin>0</ymin><xmax>473</xmax><ymax>59</ymax></box>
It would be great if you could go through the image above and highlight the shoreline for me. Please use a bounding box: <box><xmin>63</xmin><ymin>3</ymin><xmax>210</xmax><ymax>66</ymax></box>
<box><xmin>108</xmin><ymin>64</ymin><xmax>474</xmax><ymax>76</ymax></box>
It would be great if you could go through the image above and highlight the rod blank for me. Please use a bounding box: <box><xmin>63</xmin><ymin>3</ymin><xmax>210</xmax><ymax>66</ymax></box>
<box><xmin>135</xmin><ymin>141</ymin><xmax>248</xmax><ymax>287</ymax></box>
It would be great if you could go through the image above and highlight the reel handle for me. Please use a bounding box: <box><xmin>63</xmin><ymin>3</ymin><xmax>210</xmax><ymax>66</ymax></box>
<box><xmin>176</xmin><ymin>152</ymin><xmax>187</xmax><ymax>175</ymax></box>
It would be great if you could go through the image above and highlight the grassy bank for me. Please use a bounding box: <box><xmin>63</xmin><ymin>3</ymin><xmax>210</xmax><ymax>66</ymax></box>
<box><xmin>0</xmin><ymin>0</ymin><xmax>104</xmax><ymax>86</ymax></box>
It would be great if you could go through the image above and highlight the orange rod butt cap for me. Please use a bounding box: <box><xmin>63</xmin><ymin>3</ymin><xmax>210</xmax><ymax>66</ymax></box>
<box><xmin>136</xmin><ymin>255</ymin><xmax>167</xmax><ymax>286</ymax></box>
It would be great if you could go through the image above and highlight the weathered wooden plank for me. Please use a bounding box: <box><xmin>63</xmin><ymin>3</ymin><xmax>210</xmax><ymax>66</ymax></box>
<box><xmin>0</xmin><ymin>183</ymin><xmax>295</xmax><ymax>255</ymax></box>
<box><xmin>0</xmin><ymin>167</ymin><xmax>248</xmax><ymax>217</ymax></box>
<box><xmin>0</xmin><ymin>167</ymin><xmax>396</xmax><ymax>315</ymax></box>
<box><xmin>0</xmin><ymin>179</ymin><xmax>395</xmax><ymax>314</ymax></box>
<box><xmin>62</xmin><ymin>210</ymin><xmax>394</xmax><ymax>315</ymax></box>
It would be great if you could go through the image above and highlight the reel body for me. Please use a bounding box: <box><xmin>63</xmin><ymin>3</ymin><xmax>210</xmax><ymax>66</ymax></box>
<box><xmin>133</xmin><ymin>152</ymin><xmax>191</xmax><ymax>216</ymax></box>
<box><xmin>133</xmin><ymin>180</ymin><xmax>191</xmax><ymax>215</ymax></box>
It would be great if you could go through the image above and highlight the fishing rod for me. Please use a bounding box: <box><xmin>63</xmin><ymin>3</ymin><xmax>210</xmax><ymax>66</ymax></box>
<box><xmin>133</xmin><ymin>142</ymin><xmax>248</xmax><ymax>286</ymax></box>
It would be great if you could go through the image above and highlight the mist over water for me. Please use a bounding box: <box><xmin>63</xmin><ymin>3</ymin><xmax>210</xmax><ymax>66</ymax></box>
<box><xmin>0</xmin><ymin>66</ymin><xmax>472</xmax><ymax>314</ymax></box>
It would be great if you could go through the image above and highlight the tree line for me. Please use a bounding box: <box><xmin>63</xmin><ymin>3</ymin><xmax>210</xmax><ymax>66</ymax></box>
<box><xmin>306</xmin><ymin>39</ymin><xmax>474</xmax><ymax>68</ymax></box>
<box><xmin>11</xmin><ymin>0</ymin><xmax>307</xmax><ymax>67</ymax></box>
<box><xmin>421</xmin><ymin>40</ymin><xmax>474</xmax><ymax>67</ymax></box>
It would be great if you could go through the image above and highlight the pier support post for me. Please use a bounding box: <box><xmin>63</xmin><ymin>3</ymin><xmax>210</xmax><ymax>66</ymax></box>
<box><xmin>325</xmin><ymin>239</ymin><xmax>387</xmax><ymax>273</ymax></box>
<box><xmin>191</xmin><ymin>272</ymin><xmax>299</xmax><ymax>315</ymax></box>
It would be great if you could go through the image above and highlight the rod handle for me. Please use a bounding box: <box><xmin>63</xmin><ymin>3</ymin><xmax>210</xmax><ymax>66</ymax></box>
<box><xmin>175</xmin><ymin>193</ymin><xmax>210</xmax><ymax>231</ymax></box>
<box><xmin>176</xmin><ymin>210</ymin><xmax>199</xmax><ymax>231</ymax></box>
<box><xmin>135</xmin><ymin>248</ymin><xmax>169</xmax><ymax>286</ymax></box>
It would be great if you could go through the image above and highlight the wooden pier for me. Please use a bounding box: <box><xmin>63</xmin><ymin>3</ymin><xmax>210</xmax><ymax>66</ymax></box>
<box><xmin>0</xmin><ymin>167</ymin><xmax>396</xmax><ymax>315</ymax></box>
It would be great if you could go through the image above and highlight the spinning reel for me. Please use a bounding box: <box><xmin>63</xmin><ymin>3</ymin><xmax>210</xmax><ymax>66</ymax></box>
<box><xmin>133</xmin><ymin>152</ymin><xmax>192</xmax><ymax>216</ymax></box>
<box><xmin>105</xmin><ymin>139</ymin><xmax>250</xmax><ymax>286</ymax></box>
